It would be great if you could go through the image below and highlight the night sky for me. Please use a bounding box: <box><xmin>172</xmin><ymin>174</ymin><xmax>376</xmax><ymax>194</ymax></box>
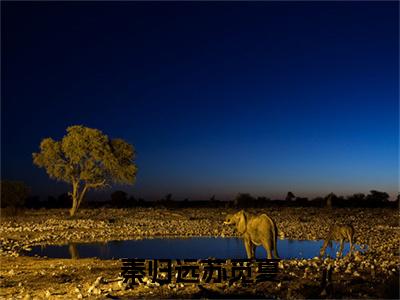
<box><xmin>2</xmin><ymin>2</ymin><xmax>398</xmax><ymax>200</ymax></box>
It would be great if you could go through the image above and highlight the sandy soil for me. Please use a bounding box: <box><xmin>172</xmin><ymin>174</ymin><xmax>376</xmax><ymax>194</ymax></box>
<box><xmin>0</xmin><ymin>207</ymin><xmax>399</xmax><ymax>299</ymax></box>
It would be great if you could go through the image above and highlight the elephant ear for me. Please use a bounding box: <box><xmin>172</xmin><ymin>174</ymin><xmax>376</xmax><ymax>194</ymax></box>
<box><xmin>237</xmin><ymin>210</ymin><xmax>247</xmax><ymax>234</ymax></box>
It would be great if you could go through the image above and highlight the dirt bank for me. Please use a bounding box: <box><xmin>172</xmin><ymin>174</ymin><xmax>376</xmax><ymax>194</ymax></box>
<box><xmin>0</xmin><ymin>207</ymin><xmax>399</xmax><ymax>299</ymax></box>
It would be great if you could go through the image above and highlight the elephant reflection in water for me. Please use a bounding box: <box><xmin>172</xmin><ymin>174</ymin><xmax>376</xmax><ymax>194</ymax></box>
<box><xmin>68</xmin><ymin>243</ymin><xmax>79</xmax><ymax>259</ymax></box>
<box><xmin>224</xmin><ymin>210</ymin><xmax>279</xmax><ymax>259</ymax></box>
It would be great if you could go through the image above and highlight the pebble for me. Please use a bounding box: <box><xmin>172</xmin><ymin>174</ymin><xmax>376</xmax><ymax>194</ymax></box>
<box><xmin>1</xmin><ymin>208</ymin><xmax>399</xmax><ymax>298</ymax></box>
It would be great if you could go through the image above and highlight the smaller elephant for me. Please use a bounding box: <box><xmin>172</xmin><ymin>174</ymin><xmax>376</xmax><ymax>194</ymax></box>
<box><xmin>319</xmin><ymin>224</ymin><xmax>354</xmax><ymax>258</ymax></box>
<box><xmin>223</xmin><ymin>210</ymin><xmax>279</xmax><ymax>259</ymax></box>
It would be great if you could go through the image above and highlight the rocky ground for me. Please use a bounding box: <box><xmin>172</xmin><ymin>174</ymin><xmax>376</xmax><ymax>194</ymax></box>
<box><xmin>0</xmin><ymin>207</ymin><xmax>399</xmax><ymax>299</ymax></box>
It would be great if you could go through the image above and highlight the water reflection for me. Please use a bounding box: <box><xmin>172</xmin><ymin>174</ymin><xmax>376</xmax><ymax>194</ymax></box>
<box><xmin>28</xmin><ymin>237</ymin><xmax>364</xmax><ymax>260</ymax></box>
<box><xmin>68</xmin><ymin>243</ymin><xmax>79</xmax><ymax>259</ymax></box>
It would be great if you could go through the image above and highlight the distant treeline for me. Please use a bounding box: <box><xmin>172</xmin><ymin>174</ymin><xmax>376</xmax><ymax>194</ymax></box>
<box><xmin>2</xmin><ymin>181</ymin><xmax>398</xmax><ymax>210</ymax></box>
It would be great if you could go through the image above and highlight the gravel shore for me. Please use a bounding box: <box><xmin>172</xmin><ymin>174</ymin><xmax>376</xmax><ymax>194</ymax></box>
<box><xmin>0</xmin><ymin>207</ymin><xmax>399</xmax><ymax>299</ymax></box>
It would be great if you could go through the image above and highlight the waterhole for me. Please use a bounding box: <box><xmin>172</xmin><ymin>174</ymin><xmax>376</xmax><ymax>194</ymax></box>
<box><xmin>26</xmin><ymin>237</ymin><xmax>364</xmax><ymax>259</ymax></box>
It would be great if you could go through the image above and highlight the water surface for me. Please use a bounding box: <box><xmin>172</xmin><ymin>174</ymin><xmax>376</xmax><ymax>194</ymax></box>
<box><xmin>26</xmin><ymin>237</ymin><xmax>362</xmax><ymax>259</ymax></box>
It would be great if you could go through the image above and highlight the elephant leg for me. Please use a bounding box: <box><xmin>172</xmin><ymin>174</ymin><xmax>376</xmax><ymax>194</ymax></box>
<box><xmin>319</xmin><ymin>247</ymin><xmax>325</xmax><ymax>258</ymax></box>
<box><xmin>338</xmin><ymin>239</ymin><xmax>344</xmax><ymax>258</ymax></box>
<box><xmin>262</xmin><ymin>240</ymin><xmax>272</xmax><ymax>259</ymax></box>
<box><xmin>243</xmin><ymin>237</ymin><xmax>252</xmax><ymax>259</ymax></box>
<box><xmin>273</xmin><ymin>242</ymin><xmax>279</xmax><ymax>259</ymax></box>
<box><xmin>251</xmin><ymin>244</ymin><xmax>257</xmax><ymax>259</ymax></box>
<box><xmin>348</xmin><ymin>235</ymin><xmax>354</xmax><ymax>255</ymax></box>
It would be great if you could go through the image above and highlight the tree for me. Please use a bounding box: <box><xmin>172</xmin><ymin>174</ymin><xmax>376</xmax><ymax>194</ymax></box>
<box><xmin>325</xmin><ymin>193</ymin><xmax>335</xmax><ymax>209</ymax></box>
<box><xmin>346</xmin><ymin>193</ymin><xmax>365</xmax><ymax>207</ymax></box>
<box><xmin>365</xmin><ymin>190</ymin><xmax>390</xmax><ymax>207</ymax></box>
<box><xmin>1</xmin><ymin>180</ymin><xmax>29</xmax><ymax>209</ymax></box>
<box><xmin>347</xmin><ymin>193</ymin><xmax>365</xmax><ymax>201</ymax></box>
<box><xmin>285</xmin><ymin>192</ymin><xmax>295</xmax><ymax>202</ymax></box>
<box><xmin>163</xmin><ymin>193</ymin><xmax>173</xmax><ymax>202</ymax></box>
<box><xmin>234</xmin><ymin>193</ymin><xmax>255</xmax><ymax>208</ymax></box>
<box><xmin>368</xmin><ymin>190</ymin><xmax>389</xmax><ymax>202</ymax></box>
<box><xmin>33</xmin><ymin>125</ymin><xmax>137</xmax><ymax>216</ymax></box>
<box><xmin>256</xmin><ymin>196</ymin><xmax>271</xmax><ymax>208</ymax></box>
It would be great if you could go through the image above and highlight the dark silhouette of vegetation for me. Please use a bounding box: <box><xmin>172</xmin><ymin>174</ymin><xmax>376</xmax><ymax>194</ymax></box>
<box><xmin>326</xmin><ymin>193</ymin><xmax>335</xmax><ymax>209</ymax></box>
<box><xmin>295</xmin><ymin>196</ymin><xmax>309</xmax><ymax>206</ymax></box>
<box><xmin>110</xmin><ymin>191</ymin><xmax>139</xmax><ymax>208</ymax></box>
<box><xmin>32</xmin><ymin>125</ymin><xmax>137</xmax><ymax>216</ymax></box>
<box><xmin>110</xmin><ymin>190</ymin><xmax>128</xmax><ymax>207</ymax></box>
<box><xmin>1</xmin><ymin>181</ymin><xmax>29</xmax><ymax>213</ymax></box>
<box><xmin>285</xmin><ymin>191</ymin><xmax>295</xmax><ymax>202</ymax></box>
<box><xmin>56</xmin><ymin>193</ymin><xmax>73</xmax><ymax>208</ymax></box>
<box><xmin>25</xmin><ymin>193</ymin><xmax>70</xmax><ymax>209</ymax></box>
<box><xmin>234</xmin><ymin>193</ymin><xmax>255</xmax><ymax>207</ymax></box>
<box><xmin>7</xmin><ymin>189</ymin><xmax>398</xmax><ymax>210</ymax></box>
<box><xmin>366</xmin><ymin>190</ymin><xmax>389</xmax><ymax>204</ymax></box>
<box><xmin>25</xmin><ymin>195</ymin><xmax>41</xmax><ymax>209</ymax></box>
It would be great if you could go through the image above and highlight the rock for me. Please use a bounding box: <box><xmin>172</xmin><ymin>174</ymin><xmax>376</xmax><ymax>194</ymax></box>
<box><xmin>118</xmin><ymin>280</ymin><xmax>129</xmax><ymax>290</ymax></box>
<box><xmin>92</xmin><ymin>288</ymin><xmax>101</xmax><ymax>295</ymax></box>
<box><xmin>87</xmin><ymin>286</ymin><xmax>95</xmax><ymax>294</ymax></box>
<box><xmin>168</xmin><ymin>283</ymin><xmax>175</xmax><ymax>289</ymax></box>
<box><xmin>94</xmin><ymin>276</ymin><xmax>103</xmax><ymax>286</ymax></box>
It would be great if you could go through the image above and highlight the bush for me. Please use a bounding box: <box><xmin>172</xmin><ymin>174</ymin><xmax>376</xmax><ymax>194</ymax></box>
<box><xmin>1</xmin><ymin>181</ymin><xmax>29</xmax><ymax>215</ymax></box>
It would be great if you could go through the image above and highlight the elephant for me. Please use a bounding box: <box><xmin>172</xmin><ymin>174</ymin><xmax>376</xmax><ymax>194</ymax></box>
<box><xmin>223</xmin><ymin>210</ymin><xmax>279</xmax><ymax>259</ymax></box>
<box><xmin>319</xmin><ymin>224</ymin><xmax>354</xmax><ymax>258</ymax></box>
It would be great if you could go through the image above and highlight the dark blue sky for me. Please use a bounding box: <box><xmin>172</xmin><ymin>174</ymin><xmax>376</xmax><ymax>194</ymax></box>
<box><xmin>2</xmin><ymin>2</ymin><xmax>398</xmax><ymax>200</ymax></box>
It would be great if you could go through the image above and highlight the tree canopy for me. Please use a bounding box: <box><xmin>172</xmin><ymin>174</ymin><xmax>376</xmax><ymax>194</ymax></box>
<box><xmin>33</xmin><ymin>125</ymin><xmax>137</xmax><ymax>216</ymax></box>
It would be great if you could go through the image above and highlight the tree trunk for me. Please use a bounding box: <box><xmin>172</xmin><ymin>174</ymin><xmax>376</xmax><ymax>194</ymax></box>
<box><xmin>69</xmin><ymin>182</ymin><xmax>89</xmax><ymax>217</ymax></box>
<box><xmin>77</xmin><ymin>185</ymin><xmax>88</xmax><ymax>210</ymax></box>
<box><xmin>70</xmin><ymin>195</ymin><xmax>79</xmax><ymax>217</ymax></box>
<box><xmin>69</xmin><ymin>180</ymin><xmax>105</xmax><ymax>217</ymax></box>
<box><xmin>69</xmin><ymin>181</ymin><xmax>79</xmax><ymax>217</ymax></box>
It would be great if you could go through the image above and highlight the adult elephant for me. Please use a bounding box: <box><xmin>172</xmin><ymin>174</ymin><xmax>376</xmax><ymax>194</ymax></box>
<box><xmin>224</xmin><ymin>210</ymin><xmax>279</xmax><ymax>259</ymax></box>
